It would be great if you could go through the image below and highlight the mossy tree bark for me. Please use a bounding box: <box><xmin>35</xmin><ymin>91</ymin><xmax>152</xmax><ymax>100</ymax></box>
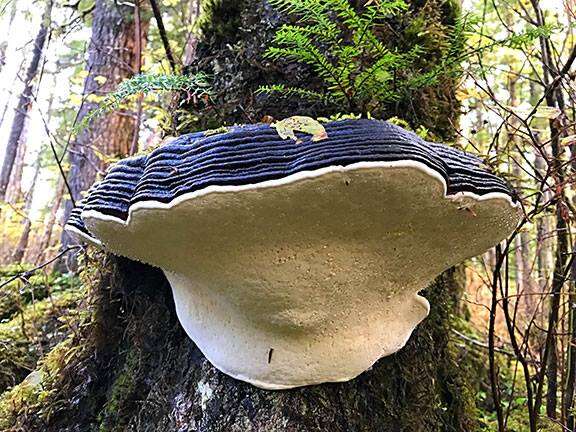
<box><xmin>8</xmin><ymin>1</ymin><xmax>478</xmax><ymax>431</ymax></box>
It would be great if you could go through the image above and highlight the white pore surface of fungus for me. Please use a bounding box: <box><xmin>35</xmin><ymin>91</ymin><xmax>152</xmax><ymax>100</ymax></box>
<box><xmin>77</xmin><ymin>161</ymin><xmax>520</xmax><ymax>390</ymax></box>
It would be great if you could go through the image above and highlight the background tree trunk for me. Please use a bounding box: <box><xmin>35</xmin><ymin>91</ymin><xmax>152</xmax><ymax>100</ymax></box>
<box><xmin>57</xmin><ymin>0</ymin><xmax>150</xmax><ymax>271</ymax></box>
<box><xmin>15</xmin><ymin>1</ymin><xmax>477</xmax><ymax>431</ymax></box>
<box><xmin>4</xmin><ymin>122</ymin><xmax>27</xmax><ymax>205</ymax></box>
<box><xmin>11</xmin><ymin>159</ymin><xmax>41</xmax><ymax>263</ymax></box>
<box><xmin>34</xmin><ymin>177</ymin><xmax>65</xmax><ymax>265</ymax></box>
<box><xmin>0</xmin><ymin>0</ymin><xmax>19</xmax><ymax>74</ymax></box>
<box><xmin>0</xmin><ymin>0</ymin><xmax>52</xmax><ymax>201</ymax></box>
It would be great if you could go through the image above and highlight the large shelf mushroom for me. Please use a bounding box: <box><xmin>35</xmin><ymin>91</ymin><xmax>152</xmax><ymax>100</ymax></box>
<box><xmin>66</xmin><ymin>119</ymin><xmax>520</xmax><ymax>390</ymax></box>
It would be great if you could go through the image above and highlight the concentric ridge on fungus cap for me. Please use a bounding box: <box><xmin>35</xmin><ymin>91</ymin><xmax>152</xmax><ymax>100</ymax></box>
<box><xmin>66</xmin><ymin>118</ymin><xmax>516</xmax><ymax>238</ymax></box>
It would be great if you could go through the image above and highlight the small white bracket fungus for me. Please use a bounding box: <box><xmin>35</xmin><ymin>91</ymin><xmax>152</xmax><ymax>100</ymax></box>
<box><xmin>65</xmin><ymin>120</ymin><xmax>520</xmax><ymax>389</ymax></box>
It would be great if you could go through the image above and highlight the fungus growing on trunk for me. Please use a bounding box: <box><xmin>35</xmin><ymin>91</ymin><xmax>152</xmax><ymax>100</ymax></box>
<box><xmin>65</xmin><ymin>119</ymin><xmax>520</xmax><ymax>390</ymax></box>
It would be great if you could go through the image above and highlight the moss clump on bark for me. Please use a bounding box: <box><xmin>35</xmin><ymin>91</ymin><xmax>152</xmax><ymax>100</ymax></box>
<box><xmin>0</xmin><ymin>278</ymin><xmax>82</xmax><ymax>393</ymax></box>
<box><xmin>0</xmin><ymin>338</ymin><xmax>77</xmax><ymax>430</ymax></box>
<box><xmin>97</xmin><ymin>347</ymin><xmax>141</xmax><ymax>432</ymax></box>
<box><xmin>0</xmin><ymin>251</ymin><xmax>114</xmax><ymax>431</ymax></box>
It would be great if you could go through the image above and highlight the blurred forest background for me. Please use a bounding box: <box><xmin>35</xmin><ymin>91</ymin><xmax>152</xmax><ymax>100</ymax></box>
<box><xmin>1</xmin><ymin>0</ymin><xmax>576</xmax><ymax>430</ymax></box>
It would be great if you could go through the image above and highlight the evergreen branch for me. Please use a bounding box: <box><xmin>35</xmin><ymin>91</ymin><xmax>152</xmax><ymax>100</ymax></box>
<box><xmin>74</xmin><ymin>73</ymin><xmax>211</xmax><ymax>134</ymax></box>
<box><xmin>257</xmin><ymin>84</ymin><xmax>329</xmax><ymax>103</ymax></box>
<box><xmin>262</xmin><ymin>0</ymin><xmax>466</xmax><ymax>114</ymax></box>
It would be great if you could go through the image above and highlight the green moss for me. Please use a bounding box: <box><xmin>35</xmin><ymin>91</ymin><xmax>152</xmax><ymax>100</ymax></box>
<box><xmin>0</xmin><ymin>254</ymin><xmax>109</xmax><ymax>431</ymax></box>
<box><xmin>0</xmin><ymin>267</ymin><xmax>79</xmax><ymax>321</ymax></box>
<box><xmin>197</xmin><ymin>0</ymin><xmax>247</xmax><ymax>44</ymax></box>
<box><xmin>97</xmin><ymin>347</ymin><xmax>141</xmax><ymax>432</ymax></box>
<box><xmin>0</xmin><ymin>284</ymin><xmax>83</xmax><ymax>393</ymax></box>
<box><xmin>0</xmin><ymin>339</ymin><xmax>77</xmax><ymax>430</ymax></box>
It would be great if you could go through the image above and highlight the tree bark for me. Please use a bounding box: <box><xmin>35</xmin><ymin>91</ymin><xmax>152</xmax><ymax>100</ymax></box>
<box><xmin>0</xmin><ymin>0</ymin><xmax>19</xmax><ymax>74</ymax></box>
<box><xmin>182</xmin><ymin>0</ymin><xmax>460</xmax><ymax>139</ymax></box>
<box><xmin>14</xmin><ymin>1</ymin><xmax>477</xmax><ymax>430</ymax></box>
<box><xmin>4</xmin><ymin>121</ymin><xmax>27</xmax><ymax>205</ymax></box>
<box><xmin>507</xmin><ymin>76</ymin><xmax>535</xmax><ymax>318</ymax></box>
<box><xmin>34</xmin><ymin>177</ymin><xmax>65</xmax><ymax>265</ymax></box>
<box><xmin>57</xmin><ymin>0</ymin><xmax>150</xmax><ymax>270</ymax></box>
<box><xmin>183</xmin><ymin>0</ymin><xmax>201</xmax><ymax>65</ymax></box>
<box><xmin>11</xmin><ymin>159</ymin><xmax>41</xmax><ymax>263</ymax></box>
<box><xmin>0</xmin><ymin>0</ymin><xmax>52</xmax><ymax>201</ymax></box>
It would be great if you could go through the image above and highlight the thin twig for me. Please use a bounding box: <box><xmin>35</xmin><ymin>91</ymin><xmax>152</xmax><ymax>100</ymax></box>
<box><xmin>148</xmin><ymin>0</ymin><xmax>178</xmax><ymax>73</ymax></box>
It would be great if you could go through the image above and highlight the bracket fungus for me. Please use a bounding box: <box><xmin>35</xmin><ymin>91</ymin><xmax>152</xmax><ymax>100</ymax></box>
<box><xmin>65</xmin><ymin>119</ymin><xmax>520</xmax><ymax>390</ymax></box>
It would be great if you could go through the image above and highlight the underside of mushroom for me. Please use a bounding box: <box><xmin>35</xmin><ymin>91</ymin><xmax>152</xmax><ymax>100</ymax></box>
<box><xmin>66</xmin><ymin>119</ymin><xmax>520</xmax><ymax>389</ymax></box>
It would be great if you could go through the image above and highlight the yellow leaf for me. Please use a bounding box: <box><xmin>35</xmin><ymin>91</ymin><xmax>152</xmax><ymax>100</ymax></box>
<box><xmin>508</xmin><ymin>105</ymin><xmax>561</xmax><ymax>120</ymax></box>
<box><xmin>456</xmin><ymin>87</ymin><xmax>484</xmax><ymax>101</ymax></box>
<box><xmin>534</xmin><ymin>106</ymin><xmax>562</xmax><ymax>119</ymax></box>
<box><xmin>561</xmin><ymin>134</ymin><xmax>576</xmax><ymax>146</ymax></box>
<box><xmin>69</xmin><ymin>93</ymin><xmax>83</xmax><ymax>105</ymax></box>
<box><xmin>94</xmin><ymin>75</ymin><xmax>107</xmax><ymax>85</ymax></box>
<box><xmin>271</xmin><ymin>116</ymin><xmax>328</xmax><ymax>144</ymax></box>
<box><xmin>204</xmin><ymin>126</ymin><xmax>229</xmax><ymax>136</ymax></box>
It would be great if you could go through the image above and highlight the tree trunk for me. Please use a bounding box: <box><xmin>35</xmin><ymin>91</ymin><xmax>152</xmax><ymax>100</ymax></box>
<box><xmin>13</xmin><ymin>1</ymin><xmax>477</xmax><ymax>431</ymax></box>
<box><xmin>57</xmin><ymin>0</ymin><xmax>150</xmax><ymax>270</ymax></box>
<box><xmin>17</xmin><ymin>258</ymin><xmax>476</xmax><ymax>432</ymax></box>
<box><xmin>34</xmin><ymin>177</ymin><xmax>65</xmax><ymax>265</ymax></box>
<box><xmin>507</xmin><ymin>76</ymin><xmax>535</xmax><ymax>318</ymax></box>
<box><xmin>0</xmin><ymin>0</ymin><xmax>52</xmax><ymax>201</ymax></box>
<box><xmin>183</xmin><ymin>0</ymin><xmax>201</xmax><ymax>65</ymax></box>
<box><xmin>0</xmin><ymin>0</ymin><xmax>19</xmax><ymax>74</ymax></box>
<box><xmin>4</xmin><ymin>121</ymin><xmax>27</xmax><ymax>205</ymax></box>
<box><xmin>11</xmin><ymin>159</ymin><xmax>41</xmax><ymax>263</ymax></box>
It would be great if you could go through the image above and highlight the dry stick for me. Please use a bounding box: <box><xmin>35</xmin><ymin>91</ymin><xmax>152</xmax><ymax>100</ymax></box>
<box><xmin>489</xmin><ymin>244</ymin><xmax>505</xmax><ymax>432</ymax></box>
<box><xmin>565</xmin><ymin>178</ymin><xmax>576</xmax><ymax>428</ymax></box>
<box><xmin>472</xmin><ymin>75</ymin><xmax>548</xmax><ymax>163</ymax></box>
<box><xmin>451</xmin><ymin>329</ymin><xmax>518</xmax><ymax>357</ymax></box>
<box><xmin>499</xmin><ymin>245</ymin><xmax>538</xmax><ymax>431</ymax></box>
<box><xmin>563</xmin><ymin>258</ymin><xmax>576</xmax><ymax>430</ymax></box>
<box><xmin>484</xmin><ymin>160</ymin><xmax>553</xmax><ymax>432</ymax></box>
<box><xmin>548</xmin><ymin>50</ymin><xmax>576</xmax><ymax>432</ymax></box>
<box><xmin>34</xmin><ymin>95</ymin><xmax>77</xmax><ymax>207</ymax></box>
<box><xmin>564</xmin><ymin>102</ymin><xmax>576</xmax><ymax>430</ymax></box>
<box><xmin>148</xmin><ymin>0</ymin><xmax>177</xmax><ymax>73</ymax></box>
<box><xmin>537</xmin><ymin>87</ymin><xmax>574</xmax><ymax>425</ymax></box>
<box><xmin>535</xmin><ymin>222</ymin><xmax>573</xmax><ymax>414</ymax></box>
<box><xmin>541</xmin><ymin>201</ymin><xmax>569</xmax><ymax>418</ymax></box>
<box><xmin>0</xmin><ymin>246</ymin><xmax>82</xmax><ymax>290</ymax></box>
<box><xmin>130</xmin><ymin>0</ymin><xmax>143</xmax><ymax>156</ymax></box>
